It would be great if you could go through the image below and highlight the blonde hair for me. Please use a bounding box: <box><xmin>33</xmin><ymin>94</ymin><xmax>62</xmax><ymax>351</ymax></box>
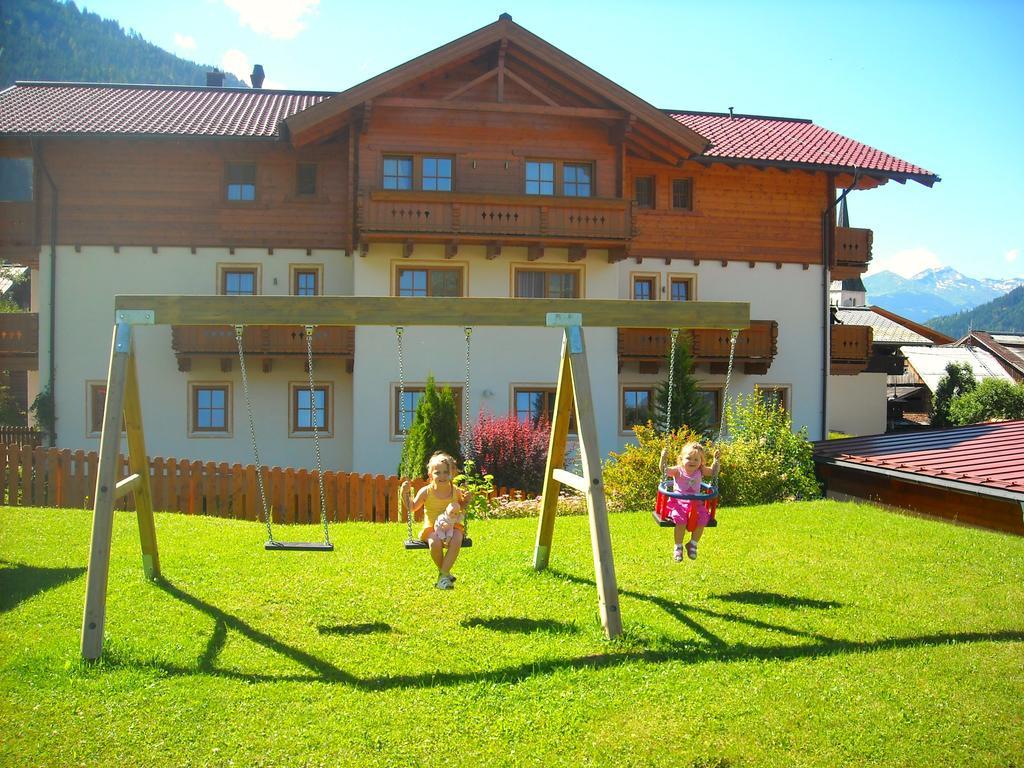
<box><xmin>677</xmin><ymin>441</ymin><xmax>706</xmax><ymax>467</ymax></box>
<box><xmin>426</xmin><ymin>451</ymin><xmax>458</xmax><ymax>487</ymax></box>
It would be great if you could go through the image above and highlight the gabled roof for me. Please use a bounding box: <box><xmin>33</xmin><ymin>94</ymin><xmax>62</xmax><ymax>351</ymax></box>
<box><xmin>900</xmin><ymin>345</ymin><xmax>1015</xmax><ymax>393</ymax></box>
<box><xmin>833</xmin><ymin>306</ymin><xmax>935</xmax><ymax>345</ymax></box>
<box><xmin>0</xmin><ymin>82</ymin><xmax>329</xmax><ymax>138</ymax></box>
<box><xmin>814</xmin><ymin>420</ymin><xmax>1024</xmax><ymax>500</ymax></box>
<box><xmin>669</xmin><ymin>111</ymin><xmax>938</xmax><ymax>187</ymax></box>
<box><xmin>953</xmin><ymin>331</ymin><xmax>1024</xmax><ymax>379</ymax></box>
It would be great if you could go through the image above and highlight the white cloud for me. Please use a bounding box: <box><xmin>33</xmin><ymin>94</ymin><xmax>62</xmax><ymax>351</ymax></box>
<box><xmin>221</xmin><ymin>49</ymin><xmax>251</xmax><ymax>82</ymax></box>
<box><xmin>1006</xmin><ymin>248</ymin><xmax>1020</xmax><ymax>263</ymax></box>
<box><xmin>867</xmin><ymin>247</ymin><xmax>942</xmax><ymax>278</ymax></box>
<box><xmin>174</xmin><ymin>33</ymin><xmax>197</xmax><ymax>50</ymax></box>
<box><xmin>221</xmin><ymin>0</ymin><xmax>320</xmax><ymax>40</ymax></box>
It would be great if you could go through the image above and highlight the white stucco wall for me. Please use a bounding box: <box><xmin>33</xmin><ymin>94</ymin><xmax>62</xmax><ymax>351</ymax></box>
<box><xmin>828</xmin><ymin>372</ymin><xmax>887</xmax><ymax>437</ymax></box>
<box><xmin>39</xmin><ymin>245</ymin><xmax>354</xmax><ymax>469</ymax></box>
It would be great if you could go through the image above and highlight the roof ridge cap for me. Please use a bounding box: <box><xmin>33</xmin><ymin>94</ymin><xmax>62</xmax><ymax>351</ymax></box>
<box><xmin>12</xmin><ymin>80</ymin><xmax>339</xmax><ymax>97</ymax></box>
<box><xmin>665</xmin><ymin>108</ymin><xmax>812</xmax><ymax>124</ymax></box>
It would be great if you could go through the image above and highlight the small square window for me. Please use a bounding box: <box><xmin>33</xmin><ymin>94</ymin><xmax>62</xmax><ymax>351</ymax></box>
<box><xmin>293</xmin><ymin>267</ymin><xmax>320</xmax><ymax>296</ymax></box>
<box><xmin>513</xmin><ymin>388</ymin><xmax>575</xmax><ymax>433</ymax></box>
<box><xmin>525</xmin><ymin>161</ymin><xmax>555</xmax><ymax>195</ymax></box>
<box><xmin>622</xmin><ymin>388</ymin><xmax>654</xmax><ymax>430</ymax></box>
<box><xmin>422</xmin><ymin>157</ymin><xmax>453</xmax><ymax>191</ymax></box>
<box><xmin>698</xmin><ymin>388</ymin><xmax>723</xmax><ymax>429</ymax></box>
<box><xmin>226</xmin><ymin>162</ymin><xmax>256</xmax><ymax>201</ymax></box>
<box><xmin>383</xmin><ymin>156</ymin><xmax>413</xmax><ymax>190</ymax></box>
<box><xmin>221</xmin><ymin>268</ymin><xmax>258</xmax><ymax>295</ymax></box>
<box><xmin>191</xmin><ymin>384</ymin><xmax>231</xmax><ymax>435</ymax></box>
<box><xmin>0</xmin><ymin>157</ymin><xmax>33</xmax><ymax>201</ymax></box>
<box><xmin>563</xmin><ymin>163</ymin><xmax>592</xmax><ymax>197</ymax></box>
<box><xmin>393</xmin><ymin>385</ymin><xmax>463</xmax><ymax>438</ymax></box>
<box><xmin>296</xmin><ymin>163</ymin><xmax>317</xmax><ymax>196</ymax></box>
<box><xmin>670</xmin><ymin>277</ymin><xmax>692</xmax><ymax>302</ymax></box>
<box><xmin>632</xmin><ymin>276</ymin><xmax>656</xmax><ymax>301</ymax></box>
<box><xmin>672</xmin><ymin>178</ymin><xmax>693</xmax><ymax>211</ymax></box>
<box><xmin>756</xmin><ymin>386</ymin><xmax>789</xmax><ymax>412</ymax></box>
<box><xmin>291</xmin><ymin>383</ymin><xmax>332</xmax><ymax>436</ymax></box>
<box><xmin>635</xmin><ymin>176</ymin><xmax>655</xmax><ymax>209</ymax></box>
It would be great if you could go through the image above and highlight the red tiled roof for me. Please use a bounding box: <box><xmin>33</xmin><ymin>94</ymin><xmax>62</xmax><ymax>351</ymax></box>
<box><xmin>0</xmin><ymin>82</ymin><xmax>331</xmax><ymax>138</ymax></box>
<box><xmin>814</xmin><ymin>420</ymin><xmax>1024</xmax><ymax>498</ymax></box>
<box><xmin>669</xmin><ymin>110</ymin><xmax>937</xmax><ymax>184</ymax></box>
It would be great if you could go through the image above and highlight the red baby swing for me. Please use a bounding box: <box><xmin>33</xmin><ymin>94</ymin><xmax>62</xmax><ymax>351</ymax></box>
<box><xmin>652</xmin><ymin>328</ymin><xmax>739</xmax><ymax>529</ymax></box>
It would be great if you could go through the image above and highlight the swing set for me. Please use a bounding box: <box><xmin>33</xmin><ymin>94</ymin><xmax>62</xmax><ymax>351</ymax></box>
<box><xmin>81</xmin><ymin>294</ymin><xmax>748</xmax><ymax>660</ymax></box>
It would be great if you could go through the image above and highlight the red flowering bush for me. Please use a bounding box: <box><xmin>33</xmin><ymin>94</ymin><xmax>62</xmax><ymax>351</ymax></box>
<box><xmin>469</xmin><ymin>412</ymin><xmax>551</xmax><ymax>494</ymax></box>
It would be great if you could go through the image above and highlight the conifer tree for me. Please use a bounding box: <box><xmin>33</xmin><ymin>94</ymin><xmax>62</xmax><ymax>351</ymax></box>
<box><xmin>398</xmin><ymin>374</ymin><xmax>462</xmax><ymax>478</ymax></box>
<box><xmin>653</xmin><ymin>335</ymin><xmax>711</xmax><ymax>436</ymax></box>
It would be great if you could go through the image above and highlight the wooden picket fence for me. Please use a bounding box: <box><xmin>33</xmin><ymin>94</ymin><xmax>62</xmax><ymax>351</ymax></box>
<box><xmin>0</xmin><ymin>426</ymin><xmax>43</xmax><ymax>446</ymax></box>
<box><xmin>0</xmin><ymin>444</ymin><xmax>526</xmax><ymax>523</ymax></box>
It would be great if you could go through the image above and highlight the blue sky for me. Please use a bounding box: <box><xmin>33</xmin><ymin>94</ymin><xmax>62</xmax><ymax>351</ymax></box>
<box><xmin>77</xmin><ymin>0</ymin><xmax>1024</xmax><ymax>281</ymax></box>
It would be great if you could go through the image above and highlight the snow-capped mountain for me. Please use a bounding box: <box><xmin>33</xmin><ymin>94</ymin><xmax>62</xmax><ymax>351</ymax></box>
<box><xmin>863</xmin><ymin>267</ymin><xmax>1024</xmax><ymax>322</ymax></box>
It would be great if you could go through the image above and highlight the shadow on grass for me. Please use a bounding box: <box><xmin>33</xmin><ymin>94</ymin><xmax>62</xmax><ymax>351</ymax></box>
<box><xmin>318</xmin><ymin>622</ymin><xmax>395</xmax><ymax>636</ymax></box>
<box><xmin>0</xmin><ymin>560</ymin><xmax>86</xmax><ymax>613</ymax></box>
<box><xmin>461</xmin><ymin>616</ymin><xmax>578</xmax><ymax>634</ymax></box>
<box><xmin>711</xmin><ymin>591</ymin><xmax>842</xmax><ymax>610</ymax></box>
<box><xmin>98</xmin><ymin>575</ymin><xmax>1024</xmax><ymax>692</ymax></box>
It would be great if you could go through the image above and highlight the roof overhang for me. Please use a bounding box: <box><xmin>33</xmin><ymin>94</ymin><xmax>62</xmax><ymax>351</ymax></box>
<box><xmin>818</xmin><ymin>458</ymin><xmax>1024</xmax><ymax>503</ymax></box>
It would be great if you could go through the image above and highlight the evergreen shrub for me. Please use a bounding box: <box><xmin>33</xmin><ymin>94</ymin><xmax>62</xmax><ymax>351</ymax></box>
<box><xmin>398</xmin><ymin>375</ymin><xmax>461</xmax><ymax>478</ymax></box>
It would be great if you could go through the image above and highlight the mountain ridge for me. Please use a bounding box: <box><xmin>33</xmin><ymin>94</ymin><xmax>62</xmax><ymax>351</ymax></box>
<box><xmin>863</xmin><ymin>267</ymin><xmax>1024</xmax><ymax>322</ymax></box>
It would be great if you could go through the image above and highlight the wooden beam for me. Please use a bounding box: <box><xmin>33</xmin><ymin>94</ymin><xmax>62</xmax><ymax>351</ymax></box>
<box><xmin>445</xmin><ymin>241</ymin><xmax>459</xmax><ymax>259</ymax></box>
<box><xmin>403</xmin><ymin>239</ymin><xmax>414</xmax><ymax>259</ymax></box>
<box><xmin>123</xmin><ymin>348</ymin><xmax>159</xmax><ymax>579</ymax></box>
<box><xmin>497</xmin><ymin>38</ymin><xmax>507</xmax><ymax>102</ymax></box>
<box><xmin>551</xmin><ymin>468</ymin><xmax>587</xmax><ymax>493</ymax></box>
<box><xmin>374</xmin><ymin>97</ymin><xmax>626</xmax><ymax>120</ymax></box>
<box><xmin>486</xmin><ymin>242</ymin><xmax>502</xmax><ymax>260</ymax></box>
<box><xmin>359</xmin><ymin>101</ymin><xmax>372</xmax><ymax>134</ymax></box>
<box><xmin>527</xmin><ymin>244</ymin><xmax>543</xmax><ymax>262</ymax></box>
<box><xmin>567</xmin><ymin>245</ymin><xmax>585</xmax><ymax>263</ymax></box>
<box><xmin>114</xmin><ymin>295</ymin><xmax>751</xmax><ymax>330</ymax></box>
<box><xmin>113</xmin><ymin>473</ymin><xmax>142</xmax><ymax>501</ymax></box>
<box><xmin>504</xmin><ymin>67</ymin><xmax>560</xmax><ymax>106</ymax></box>
<box><xmin>442</xmin><ymin>67</ymin><xmax>498</xmax><ymax>101</ymax></box>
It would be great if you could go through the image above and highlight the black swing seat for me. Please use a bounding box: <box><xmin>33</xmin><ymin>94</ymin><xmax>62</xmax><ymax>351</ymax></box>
<box><xmin>404</xmin><ymin>537</ymin><xmax>472</xmax><ymax>550</ymax></box>
<box><xmin>265</xmin><ymin>540</ymin><xmax>334</xmax><ymax>552</ymax></box>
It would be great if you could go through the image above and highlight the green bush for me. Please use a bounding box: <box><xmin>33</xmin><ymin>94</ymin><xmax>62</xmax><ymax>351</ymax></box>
<box><xmin>931</xmin><ymin>362</ymin><xmax>977</xmax><ymax>427</ymax></box>
<box><xmin>602</xmin><ymin>422</ymin><xmax>703</xmax><ymax>513</ymax></box>
<box><xmin>653</xmin><ymin>335</ymin><xmax>711</xmax><ymax>436</ymax></box>
<box><xmin>398</xmin><ymin>374</ymin><xmax>462</xmax><ymax>478</ymax></box>
<box><xmin>947</xmin><ymin>378</ymin><xmax>1024</xmax><ymax>425</ymax></box>
<box><xmin>716</xmin><ymin>389</ymin><xmax>820</xmax><ymax>506</ymax></box>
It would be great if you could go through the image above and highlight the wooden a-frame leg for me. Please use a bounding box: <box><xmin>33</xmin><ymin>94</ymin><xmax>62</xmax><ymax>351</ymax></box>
<box><xmin>124</xmin><ymin>346</ymin><xmax>160</xmax><ymax>579</ymax></box>
<box><xmin>534</xmin><ymin>332</ymin><xmax>574</xmax><ymax>571</ymax></box>
<box><xmin>81</xmin><ymin>323</ymin><xmax>131</xmax><ymax>660</ymax></box>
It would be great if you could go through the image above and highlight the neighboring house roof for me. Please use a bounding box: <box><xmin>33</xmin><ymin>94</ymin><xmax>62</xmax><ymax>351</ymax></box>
<box><xmin>867</xmin><ymin>305</ymin><xmax>954</xmax><ymax>344</ymax></box>
<box><xmin>814</xmin><ymin>420</ymin><xmax>1024</xmax><ymax>501</ymax></box>
<box><xmin>0</xmin><ymin>82</ymin><xmax>331</xmax><ymax>139</ymax></box>
<box><xmin>668</xmin><ymin>111</ymin><xmax>937</xmax><ymax>186</ymax></box>
<box><xmin>900</xmin><ymin>345</ymin><xmax>1015</xmax><ymax>393</ymax></box>
<box><xmin>953</xmin><ymin>331</ymin><xmax>1024</xmax><ymax>380</ymax></box>
<box><xmin>833</xmin><ymin>306</ymin><xmax>934</xmax><ymax>345</ymax></box>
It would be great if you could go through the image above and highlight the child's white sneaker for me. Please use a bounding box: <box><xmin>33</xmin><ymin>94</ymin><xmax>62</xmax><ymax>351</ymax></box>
<box><xmin>673</xmin><ymin>545</ymin><xmax>684</xmax><ymax>562</ymax></box>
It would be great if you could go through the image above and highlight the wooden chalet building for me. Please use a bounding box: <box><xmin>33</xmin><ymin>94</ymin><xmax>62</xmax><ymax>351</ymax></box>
<box><xmin>0</xmin><ymin>16</ymin><xmax>938</xmax><ymax>473</ymax></box>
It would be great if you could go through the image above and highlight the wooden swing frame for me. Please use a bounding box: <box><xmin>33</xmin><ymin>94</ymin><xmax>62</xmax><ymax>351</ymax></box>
<box><xmin>81</xmin><ymin>295</ymin><xmax>749</xmax><ymax>659</ymax></box>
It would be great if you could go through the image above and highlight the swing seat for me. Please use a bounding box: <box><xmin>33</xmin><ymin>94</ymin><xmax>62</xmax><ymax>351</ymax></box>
<box><xmin>652</xmin><ymin>480</ymin><xmax>718</xmax><ymax>528</ymax></box>
<box><xmin>404</xmin><ymin>537</ymin><xmax>473</xmax><ymax>550</ymax></box>
<box><xmin>265</xmin><ymin>540</ymin><xmax>335</xmax><ymax>552</ymax></box>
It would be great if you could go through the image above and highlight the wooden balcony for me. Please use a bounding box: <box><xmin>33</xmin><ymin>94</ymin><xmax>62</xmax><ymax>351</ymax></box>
<box><xmin>830</xmin><ymin>324</ymin><xmax>873</xmax><ymax>375</ymax></box>
<box><xmin>0</xmin><ymin>202</ymin><xmax>39</xmax><ymax>269</ymax></box>
<box><xmin>359</xmin><ymin>190</ymin><xmax>632</xmax><ymax>249</ymax></box>
<box><xmin>618</xmin><ymin>320</ymin><xmax>779</xmax><ymax>375</ymax></box>
<box><xmin>832</xmin><ymin>226</ymin><xmax>872</xmax><ymax>280</ymax></box>
<box><xmin>171</xmin><ymin>325</ymin><xmax>355</xmax><ymax>373</ymax></box>
<box><xmin>0</xmin><ymin>312</ymin><xmax>39</xmax><ymax>371</ymax></box>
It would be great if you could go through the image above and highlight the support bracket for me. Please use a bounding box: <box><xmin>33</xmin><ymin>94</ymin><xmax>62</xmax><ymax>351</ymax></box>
<box><xmin>545</xmin><ymin>312</ymin><xmax>583</xmax><ymax>353</ymax></box>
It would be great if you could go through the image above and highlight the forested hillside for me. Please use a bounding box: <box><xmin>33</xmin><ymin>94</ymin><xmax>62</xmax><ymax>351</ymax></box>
<box><xmin>927</xmin><ymin>286</ymin><xmax>1024</xmax><ymax>337</ymax></box>
<box><xmin>1</xmin><ymin>0</ymin><xmax>245</xmax><ymax>88</ymax></box>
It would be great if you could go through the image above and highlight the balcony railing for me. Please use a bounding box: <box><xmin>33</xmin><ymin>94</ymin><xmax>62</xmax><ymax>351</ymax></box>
<box><xmin>0</xmin><ymin>312</ymin><xmax>38</xmax><ymax>371</ymax></box>
<box><xmin>171</xmin><ymin>325</ymin><xmax>354</xmax><ymax>371</ymax></box>
<box><xmin>830</xmin><ymin>324</ymin><xmax>872</xmax><ymax>375</ymax></box>
<box><xmin>618</xmin><ymin>320</ymin><xmax>778</xmax><ymax>374</ymax></box>
<box><xmin>359</xmin><ymin>190</ymin><xmax>632</xmax><ymax>244</ymax></box>
<box><xmin>832</xmin><ymin>227</ymin><xmax>873</xmax><ymax>280</ymax></box>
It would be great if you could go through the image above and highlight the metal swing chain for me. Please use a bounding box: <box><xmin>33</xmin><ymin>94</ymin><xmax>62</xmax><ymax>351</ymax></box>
<box><xmin>396</xmin><ymin>326</ymin><xmax>414</xmax><ymax>542</ymax></box>
<box><xmin>235</xmin><ymin>325</ymin><xmax>274</xmax><ymax>544</ymax></box>
<box><xmin>461</xmin><ymin>326</ymin><xmax>472</xmax><ymax>539</ymax></box>
<box><xmin>716</xmin><ymin>330</ymin><xmax>740</xmax><ymax>447</ymax></box>
<box><xmin>304</xmin><ymin>326</ymin><xmax>331</xmax><ymax>545</ymax></box>
<box><xmin>664</xmin><ymin>328</ymin><xmax>679</xmax><ymax>435</ymax></box>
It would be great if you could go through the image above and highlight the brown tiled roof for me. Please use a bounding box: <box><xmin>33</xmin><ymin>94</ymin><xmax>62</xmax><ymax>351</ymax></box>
<box><xmin>814</xmin><ymin>420</ymin><xmax>1024</xmax><ymax>499</ymax></box>
<box><xmin>0</xmin><ymin>82</ymin><xmax>331</xmax><ymax>138</ymax></box>
<box><xmin>669</xmin><ymin>110</ymin><xmax>938</xmax><ymax>186</ymax></box>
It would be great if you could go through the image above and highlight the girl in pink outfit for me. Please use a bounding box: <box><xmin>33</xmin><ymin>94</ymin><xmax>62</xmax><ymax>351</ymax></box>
<box><xmin>659</xmin><ymin>442</ymin><xmax>720</xmax><ymax>561</ymax></box>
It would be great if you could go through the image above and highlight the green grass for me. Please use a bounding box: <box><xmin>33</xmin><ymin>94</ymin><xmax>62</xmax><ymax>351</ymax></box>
<box><xmin>2</xmin><ymin>501</ymin><xmax>1023</xmax><ymax>768</ymax></box>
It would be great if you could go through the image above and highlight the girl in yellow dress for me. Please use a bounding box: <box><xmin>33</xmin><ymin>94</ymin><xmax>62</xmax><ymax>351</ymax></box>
<box><xmin>401</xmin><ymin>451</ymin><xmax>469</xmax><ymax>589</ymax></box>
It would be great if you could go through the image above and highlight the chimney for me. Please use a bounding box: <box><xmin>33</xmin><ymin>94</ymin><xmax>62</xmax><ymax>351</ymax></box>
<box><xmin>206</xmin><ymin>70</ymin><xmax>225</xmax><ymax>87</ymax></box>
<box><xmin>728</xmin><ymin>106</ymin><xmax>734</xmax><ymax>119</ymax></box>
<box><xmin>251</xmin><ymin>65</ymin><xmax>265</xmax><ymax>89</ymax></box>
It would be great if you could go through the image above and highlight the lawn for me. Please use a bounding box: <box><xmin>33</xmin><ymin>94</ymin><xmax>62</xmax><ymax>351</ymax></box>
<box><xmin>1</xmin><ymin>500</ymin><xmax>1023</xmax><ymax>767</ymax></box>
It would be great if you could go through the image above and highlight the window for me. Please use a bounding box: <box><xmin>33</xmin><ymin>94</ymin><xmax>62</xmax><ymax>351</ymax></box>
<box><xmin>670</xmin><ymin>276</ymin><xmax>693</xmax><ymax>302</ymax></box>
<box><xmin>697</xmin><ymin>388</ymin><xmax>723</xmax><ymax>430</ymax></box>
<box><xmin>393</xmin><ymin>385</ymin><xmax>463</xmax><ymax>438</ymax></box>
<box><xmin>0</xmin><ymin>158</ymin><xmax>33</xmax><ymax>201</ymax></box>
<box><xmin>396</xmin><ymin>266</ymin><xmax>463</xmax><ymax>297</ymax></box>
<box><xmin>220</xmin><ymin>266</ymin><xmax>258</xmax><ymax>295</ymax></box>
<box><xmin>291</xmin><ymin>266</ymin><xmax>321</xmax><ymax>296</ymax></box>
<box><xmin>383</xmin><ymin>156</ymin><xmax>413</xmax><ymax>190</ymax></box>
<box><xmin>525</xmin><ymin>161</ymin><xmax>555</xmax><ymax>195</ymax></box>
<box><xmin>634</xmin><ymin>176</ymin><xmax>654</xmax><ymax>209</ymax></box>
<box><xmin>756</xmin><ymin>386</ymin><xmax>789</xmax><ymax>412</ymax></box>
<box><xmin>291</xmin><ymin>383</ymin><xmax>332</xmax><ymax>436</ymax></box>
<box><xmin>563</xmin><ymin>163</ymin><xmax>592</xmax><ymax>197</ymax></box>
<box><xmin>296</xmin><ymin>163</ymin><xmax>317</xmax><ymax>196</ymax></box>
<box><xmin>421</xmin><ymin>157</ymin><xmax>453</xmax><ymax>191</ymax></box>
<box><xmin>226</xmin><ymin>162</ymin><xmax>256</xmax><ymax>201</ymax></box>
<box><xmin>672</xmin><ymin>178</ymin><xmax>693</xmax><ymax>211</ymax></box>
<box><xmin>190</xmin><ymin>384</ymin><xmax>230</xmax><ymax>435</ymax></box>
<box><xmin>514</xmin><ymin>268</ymin><xmax>580</xmax><ymax>298</ymax></box>
<box><xmin>513</xmin><ymin>387</ymin><xmax>575</xmax><ymax>432</ymax></box>
<box><xmin>622</xmin><ymin>388</ymin><xmax>654</xmax><ymax>430</ymax></box>
<box><xmin>632</xmin><ymin>275</ymin><xmax>657</xmax><ymax>301</ymax></box>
